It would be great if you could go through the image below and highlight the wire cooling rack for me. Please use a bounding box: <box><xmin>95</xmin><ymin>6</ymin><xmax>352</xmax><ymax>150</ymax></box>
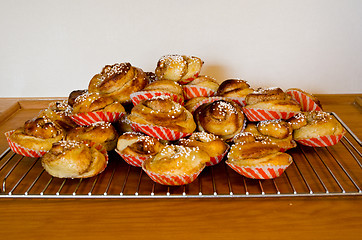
<box><xmin>0</xmin><ymin>113</ymin><xmax>361</xmax><ymax>199</ymax></box>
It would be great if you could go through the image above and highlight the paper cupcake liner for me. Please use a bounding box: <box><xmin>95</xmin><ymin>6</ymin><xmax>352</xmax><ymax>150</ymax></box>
<box><xmin>206</xmin><ymin>145</ymin><xmax>230</xmax><ymax>166</ymax></box>
<box><xmin>296</xmin><ymin>131</ymin><xmax>345</xmax><ymax>147</ymax></box>
<box><xmin>226</xmin><ymin>159</ymin><xmax>292</xmax><ymax>179</ymax></box>
<box><xmin>5</xmin><ymin>130</ymin><xmax>48</xmax><ymax>158</ymax></box>
<box><xmin>183</xmin><ymin>85</ymin><xmax>216</xmax><ymax>100</ymax></box>
<box><xmin>178</xmin><ymin>72</ymin><xmax>200</xmax><ymax>85</ymax></box>
<box><xmin>70</xmin><ymin>111</ymin><xmax>125</xmax><ymax>126</ymax></box>
<box><xmin>224</xmin><ymin>97</ymin><xmax>247</xmax><ymax>107</ymax></box>
<box><xmin>242</xmin><ymin>107</ymin><xmax>298</xmax><ymax>122</ymax></box>
<box><xmin>187</xmin><ymin>96</ymin><xmax>225</xmax><ymax>114</ymax></box>
<box><xmin>286</xmin><ymin>89</ymin><xmax>322</xmax><ymax>112</ymax></box>
<box><xmin>130</xmin><ymin>91</ymin><xmax>184</xmax><ymax>106</ymax></box>
<box><xmin>142</xmin><ymin>165</ymin><xmax>204</xmax><ymax>186</ymax></box>
<box><xmin>115</xmin><ymin>149</ymin><xmax>149</xmax><ymax>167</ymax></box>
<box><xmin>129</xmin><ymin>122</ymin><xmax>191</xmax><ymax>141</ymax></box>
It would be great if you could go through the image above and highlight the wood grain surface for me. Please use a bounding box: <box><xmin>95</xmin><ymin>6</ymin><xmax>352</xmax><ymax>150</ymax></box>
<box><xmin>0</xmin><ymin>95</ymin><xmax>361</xmax><ymax>240</ymax></box>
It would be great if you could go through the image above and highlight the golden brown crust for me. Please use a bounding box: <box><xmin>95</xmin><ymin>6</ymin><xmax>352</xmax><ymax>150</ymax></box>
<box><xmin>117</xmin><ymin>132</ymin><xmax>165</xmax><ymax>158</ymax></box>
<box><xmin>186</xmin><ymin>75</ymin><xmax>219</xmax><ymax>92</ymax></box>
<box><xmin>37</xmin><ymin>101</ymin><xmax>76</xmax><ymax>131</ymax></box>
<box><xmin>88</xmin><ymin>63</ymin><xmax>149</xmax><ymax>103</ymax></box>
<box><xmin>127</xmin><ymin>97</ymin><xmax>196</xmax><ymax>133</ymax></box>
<box><xmin>72</xmin><ymin>92</ymin><xmax>125</xmax><ymax>114</ymax></box>
<box><xmin>66</xmin><ymin>122</ymin><xmax>119</xmax><ymax>151</ymax></box>
<box><xmin>177</xmin><ymin>132</ymin><xmax>228</xmax><ymax>159</ymax></box>
<box><xmin>155</xmin><ymin>55</ymin><xmax>203</xmax><ymax>82</ymax></box>
<box><xmin>245</xmin><ymin>87</ymin><xmax>286</xmax><ymax>105</ymax></box>
<box><xmin>217</xmin><ymin>79</ymin><xmax>254</xmax><ymax>98</ymax></box>
<box><xmin>142</xmin><ymin>145</ymin><xmax>208</xmax><ymax>175</ymax></box>
<box><xmin>194</xmin><ymin>99</ymin><xmax>245</xmax><ymax>141</ymax></box>
<box><xmin>288</xmin><ymin>113</ymin><xmax>308</xmax><ymax>130</ymax></box>
<box><xmin>241</xmin><ymin>122</ymin><xmax>296</xmax><ymax>151</ymax></box>
<box><xmin>142</xmin><ymin>79</ymin><xmax>184</xmax><ymax>97</ymax></box>
<box><xmin>227</xmin><ymin>141</ymin><xmax>292</xmax><ymax>166</ymax></box>
<box><xmin>68</xmin><ymin>90</ymin><xmax>87</xmax><ymax>107</ymax></box>
<box><xmin>243</xmin><ymin>99</ymin><xmax>301</xmax><ymax>112</ymax></box>
<box><xmin>41</xmin><ymin>140</ymin><xmax>107</xmax><ymax>178</ymax></box>
<box><xmin>293</xmin><ymin>111</ymin><xmax>344</xmax><ymax>140</ymax></box>
<box><xmin>183</xmin><ymin>96</ymin><xmax>208</xmax><ymax>113</ymax></box>
<box><xmin>9</xmin><ymin>117</ymin><xmax>65</xmax><ymax>151</ymax></box>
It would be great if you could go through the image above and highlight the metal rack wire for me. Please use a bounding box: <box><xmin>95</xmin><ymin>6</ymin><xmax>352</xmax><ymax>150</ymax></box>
<box><xmin>0</xmin><ymin>112</ymin><xmax>361</xmax><ymax>199</ymax></box>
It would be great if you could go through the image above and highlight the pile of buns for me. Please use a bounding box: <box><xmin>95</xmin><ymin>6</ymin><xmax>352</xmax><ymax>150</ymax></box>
<box><xmin>5</xmin><ymin>54</ymin><xmax>345</xmax><ymax>184</ymax></box>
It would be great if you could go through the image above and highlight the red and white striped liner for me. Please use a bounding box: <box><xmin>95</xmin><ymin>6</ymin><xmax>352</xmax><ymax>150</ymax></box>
<box><xmin>206</xmin><ymin>145</ymin><xmax>230</xmax><ymax>166</ymax></box>
<box><xmin>187</xmin><ymin>96</ymin><xmax>224</xmax><ymax>114</ymax></box>
<box><xmin>142</xmin><ymin>165</ymin><xmax>205</xmax><ymax>186</ymax></box>
<box><xmin>182</xmin><ymin>85</ymin><xmax>216</xmax><ymax>100</ymax></box>
<box><xmin>129</xmin><ymin>122</ymin><xmax>191</xmax><ymax>141</ymax></box>
<box><xmin>226</xmin><ymin>157</ymin><xmax>292</xmax><ymax>179</ymax></box>
<box><xmin>242</xmin><ymin>107</ymin><xmax>298</xmax><ymax>122</ymax></box>
<box><xmin>296</xmin><ymin>131</ymin><xmax>345</xmax><ymax>147</ymax></box>
<box><xmin>5</xmin><ymin>130</ymin><xmax>48</xmax><ymax>158</ymax></box>
<box><xmin>115</xmin><ymin>149</ymin><xmax>149</xmax><ymax>167</ymax></box>
<box><xmin>130</xmin><ymin>91</ymin><xmax>184</xmax><ymax>106</ymax></box>
<box><xmin>286</xmin><ymin>89</ymin><xmax>322</xmax><ymax>112</ymax></box>
<box><xmin>70</xmin><ymin>111</ymin><xmax>125</xmax><ymax>126</ymax></box>
<box><xmin>224</xmin><ymin>97</ymin><xmax>247</xmax><ymax>107</ymax></box>
<box><xmin>178</xmin><ymin>72</ymin><xmax>200</xmax><ymax>85</ymax></box>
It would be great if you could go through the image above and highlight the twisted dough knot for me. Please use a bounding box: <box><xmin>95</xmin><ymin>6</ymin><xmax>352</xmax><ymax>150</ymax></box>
<box><xmin>155</xmin><ymin>54</ymin><xmax>203</xmax><ymax>82</ymax></box>
<box><xmin>37</xmin><ymin>101</ymin><xmax>76</xmax><ymax>131</ymax></box>
<box><xmin>24</xmin><ymin>117</ymin><xmax>63</xmax><ymax>139</ymax></box>
<box><xmin>72</xmin><ymin>92</ymin><xmax>125</xmax><ymax>114</ymax></box>
<box><xmin>128</xmin><ymin>97</ymin><xmax>196</xmax><ymax>133</ymax></box>
<box><xmin>117</xmin><ymin>132</ymin><xmax>164</xmax><ymax>156</ymax></box>
<box><xmin>88</xmin><ymin>62</ymin><xmax>148</xmax><ymax>103</ymax></box>
<box><xmin>216</xmin><ymin>79</ymin><xmax>254</xmax><ymax>97</ymax></box>
<box><xmin>195</xmin><ymin>100</ymin><xmax>245</xmax><ymax>141</ymax></box>
<box><xmin>257</xmin><ymin>120</ymin><xmax>292</xmax><ymax>139</ymax></box>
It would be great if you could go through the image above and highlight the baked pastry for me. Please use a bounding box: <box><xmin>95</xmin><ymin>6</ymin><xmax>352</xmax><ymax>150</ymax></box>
<box><xmin>130</xmin><ymin>79</ymin><xmax>184</xmax><ymax>105</ymax></box>
<box><xmin>88</xmin><ymin>62</ymin><xmax>149</xmax><ymax>103</ymax></box>
<box><xmin>127</xmin><ymin>97</ymin><xmax>196</xmax><ymax>140</ymax></box>
<box><xmin>7</xmin><ymin>117</ymin><xmax>65</xmax><ymax>155</ymax></box>
<box><xmin>286</xmin><ymin>88</ymin><xmax>323</xmax><ymax>111</ymax></box>
<box><xmin>236</xmin><ymin>120</ymin><xmax>297</xmax><ymax>151</ymax></box>
<box><xmin>142</xmin><ymin>145</ymin><xmax>209</xmax><ymax>185</ymax></box>
<box><xmin>68</xmin><ymin>89</ymin><xmax>87</xmax><ymax>107</ymax></box>
<box><xmin>292</xmin><ymin>111</ymin><xmax>345</xmax><ymax>146</ymax></box>
<box><xmin>216</xmin><ymin>79</ymin><xmax>254</xmax><ymax>106</ymax></box>
<box><xmin>183</xmin><ymin>75</ymin><xmax>219</xmax><ymax>100</ymax></box>
<box><xmin>37</xmin><ymin>101</ymin><xmax>77</xmax><ymax>131</ymax></box>
<box><xmin>243</xmin><ymin>87</ymin><xmax>301</xmax><ymax>121</ymax></box>
<box><xmin>178</xmin><ymin>132</ymin><xmax>229</xmax><ymax>166</ymax></box>
<box><xmin>116</xmin><ymin>132</ymin><xmax>165</xmax><ymax>167</ymax></box>
<box><xmin>226</xmin><ymin>141</ymin><xmax>293</xmax><ymax>179</ymax></box>
<box><xmin>155</xmin><ymin>54</ymin><xmax>203</xmax><ymax>84</ymax></box>
<box><xmin>194</xmin><ymin>99</ymin><xmax>245</xmax><ymax>141</ymax></box>
<box><xmin>41</xmin><ymin>140</ymin><xmax>108</xmax><ymax>178</ymax></box>
<box><xmin>66</xmin><ymin>122</ymin><xmax>118</xmax><ymax>151</ymax></box>
<box><xmin>71</xmin><ymin>92</ymin><xmax>125</xmax><ymax>125</ymax></box>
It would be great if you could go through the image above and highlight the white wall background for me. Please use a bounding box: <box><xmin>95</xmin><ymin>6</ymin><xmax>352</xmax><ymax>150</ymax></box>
<box><xmin>0</xmin><ymin>0</ymin><xmax>361</xmax><ymax>97</ymax></box>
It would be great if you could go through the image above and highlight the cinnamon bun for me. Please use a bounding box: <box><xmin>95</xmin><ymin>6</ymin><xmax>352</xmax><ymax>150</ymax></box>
<box><xmin>8</xmin><ymin>117</ymin><xmax>65</xmax><ymax>152</ymax></box>
<box><xmin>155</xmin><ymin>54</ymin><xmax>203</xmax><ymax>83</ymax></box>
<box><xmin>194</xmin><ymin>99</ymin><xmax>245</xmax><ymax>141</ymax></box>
<box><xmin>88</xmin><ymin>62</ymin><xmax>149</xmax><ymax>103</ymax></box>
<box><xmin>66</xmin><ymin>122</ymin><xmax>119</xmax><ymax>151</ymax></box>
<box><xmin>41</xmin><ymin>140</ymin><xmax>108</xmax><ymax>178</ymax></box>
<box><xmin>127</xmin><ymin>97</ymin><xmax>196</xmax><ymax>135</ymax></box>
